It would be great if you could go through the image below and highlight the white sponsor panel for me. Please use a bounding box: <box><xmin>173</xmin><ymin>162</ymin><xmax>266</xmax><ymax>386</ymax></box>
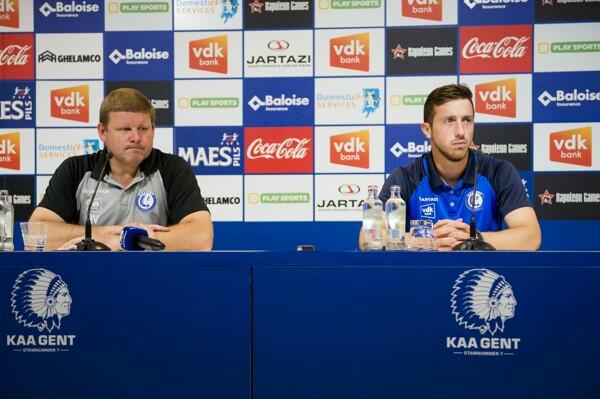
<box><xmin>459</xmin><ymin>74</ymin><xmax>532</xmax><ymax>123</ymax></box>
<box><xmin>36</xmin><ymin>33</ymin><xmax>103</xmax><ymax>79</ymax></box>
<box><xmin>153</xmin><ymin>128</ymin><xmax>173</xmax><ymax>154</ymax></box>
<box><xmin>36</xmin><ymin>80</ymin><xmax>103</xmax><ymax>127</ymax></box>
<box><xmin>174</xmin><ymin>31</ymin><xmax>242</xmax><ymax>78</ymax></box>
<box><xmin>174</xmin><ymin>0</ymin><xmax>242</xmax><ymax>30</ymax></box>
<box><xmin>0</xmin><ymin>0</ymin><xmax>34</xmax><ymax>32</ymax></box>
<box><xmin>36</xmin><ymin>128</ymin><xmax>102</xmax><ymax>174</ymax></box>
<box><xmin>244</xmin><ymin>30</ymin><xmax>313</xmax><ymax>78</ymax></box>
<box><xmin>315</xmin><ymin>28</ymin><xmax>385</xmax><ymax>77</ymax></box>
<box><xmin>315</xmin><ymin>77</ymin><xmax>385</xmax><ymax>125</ymax></box>
<box><xmin>315</xmin><ymin>0</ymin><xmax>384</xmax><ymax>28</ymax></box>
<box><xmin>315</xmin><ymin>125</ymin><xmax>385</xmax><ymax>173</ymax></box>
<box><xmin>0</xmin><ymin>128</ymin><xmax>34</xmax><ymax>174</ymax></box>
<box><xmin>36</xmin><ymin>176</ymin><xmax>52</xmax><ymax>204</ymax></box>
<box><xmin>386</xmin><ymin>0</ymin><xmax>457</xmax><ymax>26</ymax></box>
<box><xmin>105</xmin><ymin>0</ymin><xmax>172</xmax><ymax>31</ymax></box>
<box><xmin>174</xmin><ymin>79</ymin><xmax>242</xmax><ymax>126</ymax></box>
<box><xmin>535</xmin><ymin>23</ymin><xmax>600</xmax><ymax>73</ymax></box>
<box><xmin>315</xmin><ymin>174</ymin><xmax>384</xmax><ymax>221</ymax></box>
<box><xmin>244</xmin><ymin>174</ymin><xmax>313</xmax><ymax>221</ymax></box>
<box><xmin>387</xmin><ymin>75</ymin><xmax>457</xmax><ymax>124</ymax></box>
<box><xmin>195</xmin><ymin>175</ymin><xmax>243</xmax><ymax>222</ymax></box>
<box><xmin>533</xmin><ymin>122</ymin><xmax>600</xmax><ymax>172</ymax></box>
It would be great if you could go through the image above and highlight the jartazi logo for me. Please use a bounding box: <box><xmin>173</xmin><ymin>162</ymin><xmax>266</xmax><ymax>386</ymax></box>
<box><xmin>464</xmin><ymin>0</ymin><xmax>526</xmax><ymax>10</ymax></box>
<box><xmin>50</xmin><ymin>84</ymin><xmax>89</xmax><ymax>123</ymax></box>
<box><xmin>7</xmin><ymin>269</ymin><xmax>76</xmax><ymax>352</ymax></box>
<box><xmin>550</xmin><ymin>126</ymin><xmax>592</xmax><ymax>167</ymax></box>
<box><xmin>109</xmin><ymin>47</ymin><xmax>170</xmax><ymax>64</ymax></box>
<box><xmin>475</xmin><ymin>78</ymin><xmax>516</xmax><ymax>118</ymax></box>
<box><xmin>0</xmin><ymin>0</ymin><xmax>19</xmax><ymax>28</ymax></box>
<box><xmin>189</xmin><ymin>35</ymin><xmax>227</xmax><ymax>74</ymax></box>
<box><xmin>330</xmin><ymin>32</ymin><xmax>369</xmax><ymax>72</ymax></box>
<box><xmin>448</xmin><ymin>269</ymin><xmax>520</xmax><ymax>356</ymax></box>
<box><xmin>389</xmin><ymin>140</ymin><xmax>431</xmax><ymax>158</ymax></box>
<box><xmin>0</xmin><ymin>131</ymin><xmax>20</xmax><ymax>170</ymax></box>
<box><xmin>402</xmin><ymin>0</ymin><xmax>442</xmax><ymax>21</ymax></box>
<box><xmin>248</xmin><ymin>94</ymin><xmax>309</xmax><ymax>111</ymax></box>
<box><xmin>39</xmin><ymin>1</ymin><xmax>100</xmax><ymax>17</ymax></box>
<box><xmin>330</xmin><ymin>130</ymin><xmax>369</xmax><ymax>169</ymax></box>
<box><xmin>538</xmin><ymin>89</ymin><xmax>600</xmax><ymax>107</ymax></box>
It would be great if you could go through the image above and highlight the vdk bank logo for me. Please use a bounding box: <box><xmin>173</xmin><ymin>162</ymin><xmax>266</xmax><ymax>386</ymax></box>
<box><xmin>362</xmin><ymin>88</ymin><xmax>380</xmax><ymax>117</ymax></box>
<box><xmin>0</xmin><ymin>0</ymin><xmax>19</xmax><ymax>28</ymax></box>
<box><xmin>475</xmin><ymin>78</ymin><xmax>516</xmax><ymax>118</ymax></box>
<box><xmin>330</xmin><ymin>130</ymin><xmax>369</xmax><ymax>169</ymax></box>
<box><xmin>0</xmin><ymin>131</ymin><xmax>19</xmax><ymax>170</ymax></box>
<box><xmin>189</xmin><ymin>35</ymin><xmax>228</xmax><ymax>74</ymax></box>
<box><xmin>8</xmin><ymin>269</ymin><xmax>76</xmax><ymax>351</ymax></box>
<box><xmin>39</xmin><ymin>1</ymin><xmax>100</xmax><ymax>17</ymax></box>
<box><xmin>549</xmin><ymin>126</ymin><xmax>592</xmax><ymax>167</ymax></box>
<box><xmin>448</xmin><ymin>269</ymin><xmax>520</xmax><ymax>356</ymax></box>
<box><xmin>1</xmin><ymin>85</ymin><xmax>33</xmax><ymax>123</ymax></box>
<box><xmin>50</xmin><ymin>84</ymin><xmax>89</xmax><ymax>123</ymax></box>
<box><xmin>330</xmin><ymin>32</ymin><xmax>370</xmax><ymax>72</ymax></box>
<box><xmin>402</xmin><ymin>0</ymin><xmax>442</xmax><ymax>21</ymax></box>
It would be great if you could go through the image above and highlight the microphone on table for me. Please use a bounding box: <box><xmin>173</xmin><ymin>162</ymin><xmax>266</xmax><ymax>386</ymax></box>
<box><xmin>75</xmin><ymin>151</ymin><xmax>113</xmax><ymax>251</ymax></box>
<box><xmin>453</xmin><ymin>150</ymin><xmax>496</xmax><ymax>251</ymax></box>
<box><xmin>120</xmin><ymin>226</ymin><xmax>166</xmax><ymax>251</ymax></box>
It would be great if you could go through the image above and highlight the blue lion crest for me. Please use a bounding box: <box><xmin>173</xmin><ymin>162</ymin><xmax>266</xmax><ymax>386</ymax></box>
<box><xmin>11</xmin><ymin>269</ymin><xmax>72</xmax><ymax>333</ymax></box>
<box><xmin>451</xmin><ymin>269</ymin><xmax>517</xmax><ymax>336</ymax></box>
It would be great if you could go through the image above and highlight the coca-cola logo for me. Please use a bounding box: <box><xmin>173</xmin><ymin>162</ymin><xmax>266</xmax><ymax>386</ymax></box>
<box><xmin>462</xmin><ymin>36</ymin><xmax>529</xmax><ymax>60</ymax></box>
<box><xmin>0</xmin><ymin>45</ymin><xmax>32</xmax><ymax>66</ymax></box>
<box><xmin>246</xmin><ymin>138</ymin><xmax>310</xmax><ymax>160</ymax></box>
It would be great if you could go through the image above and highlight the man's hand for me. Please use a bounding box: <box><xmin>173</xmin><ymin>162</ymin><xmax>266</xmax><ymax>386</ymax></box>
<box><xmin>432</xmin><ymin>218</ymin><xmax>470</xmax><ymax>251</ymax></box>
<box><xmin>56</xmin><ymin>223</ymin><xmax>170</xmax><ymax>251</ymax></box>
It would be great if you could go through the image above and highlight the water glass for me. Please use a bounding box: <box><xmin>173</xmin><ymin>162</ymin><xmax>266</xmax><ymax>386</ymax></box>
<box><xmin>20</xmin><ymin>222</ymin><xmax>49</xmax><ymax>251</ymax></box>
<box><xmin>407</xmin><ymin>219</ymin><xmax>437</xmax><ymax>251</ymax></box>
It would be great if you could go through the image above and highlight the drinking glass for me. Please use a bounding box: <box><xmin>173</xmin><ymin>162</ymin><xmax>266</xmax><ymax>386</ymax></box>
<box><xmin>407</xmin><ymin>220</ymin><xmax>437</xmax><ymax>251</ymax></box>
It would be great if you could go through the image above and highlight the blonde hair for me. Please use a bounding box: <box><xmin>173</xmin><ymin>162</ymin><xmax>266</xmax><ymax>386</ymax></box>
<box><xmin>99</xmin><ymin>88</ymin><xmax>155</xmax><ymax>126</ymax></box>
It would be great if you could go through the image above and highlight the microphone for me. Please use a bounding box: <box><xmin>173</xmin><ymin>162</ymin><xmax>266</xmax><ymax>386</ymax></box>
<box><xmin>453</xmin><ymin>150</ymin><xmax>496</xmax><ymax>251</ymax></box>
<box><xmin>120</xmin><ymin>226</ymin><xmax>166</xmax><ymax>251</ymax></box>
<box><xmin>75</xmin><ymin>151</ymin><xmax>113</xmax><ymax>251</ymax></box>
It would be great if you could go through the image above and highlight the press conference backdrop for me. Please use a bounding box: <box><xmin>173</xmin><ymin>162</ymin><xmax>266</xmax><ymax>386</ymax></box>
<box><xmin>1</xmin><ymin>0</ymin><xmax>599</xmax><ymax>250</ymax></box>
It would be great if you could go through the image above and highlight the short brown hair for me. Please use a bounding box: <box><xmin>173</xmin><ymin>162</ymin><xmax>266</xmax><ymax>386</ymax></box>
<box><xmin>423</xmin><ymin>83</ymin><xmax>473</xmax><ymax>124</ymax></box>
<box><xmin>99</xmin><ymin>88</ymin><xmax>155</xmax><ymax>126</ymax></box>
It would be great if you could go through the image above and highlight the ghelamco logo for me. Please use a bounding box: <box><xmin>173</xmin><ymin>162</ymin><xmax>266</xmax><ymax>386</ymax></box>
<box><xmin>463</xmin><ymin>0</ymin><xmax>527</xmax><ymax>10</ymax></box>
<box><xmin>38</xmin><ymin>50</ymin><xmax>101</xmax><ymax>63</ymax></box>
<box><xmin>537</xmin><ymin>89</ymin><xmax>600</xmax><ymax>108</ymax></box>
<box><xmin>7</xmin><ymin>268</ymin><xmax>76</xmax><ymax>352</ymax></box>
<box><xmin>39</xmin><ymin>1</ymin><xmax>100</xmax><ymax>17</ymax></box>
<box><xmin>447</xmin><ymin>268</ymin><xmax>521</xmax><ymax>357</ymax></box>
<box><xmin>109</xmin><ymin>47</ymin><xmax>170</xmax><ymax>65</ymax></box>
<box><xmin>248</xmin><ymin>94</ymin><xmax>310</xmax><ymax>112</ymax></box>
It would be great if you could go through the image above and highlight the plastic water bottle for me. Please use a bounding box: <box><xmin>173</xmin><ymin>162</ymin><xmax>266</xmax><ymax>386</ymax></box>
<box><xmin>0</xmin><ymin>190</ymin><xmax>14</xmax><ymax>251</ymax></box>
<box><xmin>385</xmin><ymin>185</ymin><xmax>406</xmax><ymax>251</ymax></box>
<box><xmin>362</xmin><ymin>185</ymin><xmax>384</xmax><ymax>251</ymax></box>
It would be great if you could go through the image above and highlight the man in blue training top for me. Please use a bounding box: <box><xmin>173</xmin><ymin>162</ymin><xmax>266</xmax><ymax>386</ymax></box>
<box><xmin>375</xmin><ymin>83</ymin><xmax>540</xmax><ymax>251</ymax></box>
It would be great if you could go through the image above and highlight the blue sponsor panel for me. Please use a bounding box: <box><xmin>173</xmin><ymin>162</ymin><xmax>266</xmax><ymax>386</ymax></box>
<box><xmin>105</xmin><ymin>31</ymin><xmax>174</xmax><ymax>80</ymax></box>
<box><xmin>385</xmin><ymin>124</ymin><xmax>430</xmax><ymax>173</ymax></box>
<box><xmin>244</xmin><ymin>78</ymin><xmax>314</xmax><ymax>127</ymax></box>
<box><xmin>0</xmin><ymin>82</ymin><xmax>35</xmax><ymax>128</ymax></box>
<box><xmin>459</xmin><ymin>0</ymin><xmax>534</xmax><ymax>25</ymax></box>
<box><xmin>519</xmin><ymin>170</ymin><xmax>534</xmax><ymax>205</ymax></box>
<box><xmin>175</xmin><ymin>126</ymin><xmax>243</xmax><ymax>175</ymax></box>
<box><xmin>34</xmin><ymin>0</ymin><xmax>104</xmax><ymax>32</ymax></box>
<box><xmin>533</xmin><ymin>71</ymin><xmax>600</xmax><ymax>122</ymax></box>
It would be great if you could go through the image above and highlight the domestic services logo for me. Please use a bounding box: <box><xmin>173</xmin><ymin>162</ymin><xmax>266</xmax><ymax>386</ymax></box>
<box><xmin>50</xmin><ymin>84</ymin><xmax>89</xmax><ymax>123</ymax></box>
<box><xmin>330</xmin><ymin>32</ymin><xmax>370</xmax><ymax>72</ymax></box>
<box><xmin>8</xmin><ymin>268</ymin><xmax>76</xmax><ymax>352</ymax></box>
<box><xmin>0</xmin><ymin>0</ymin><xmax>19</xmax><ymax>28</ymax></box>
<box><xmin>0</xmin><ymin>131</ymin><xmax>20</xmax><ymax>170</ymax></box>
<box><xmin>189</xmin><ymin>35</ymin><xmax>228</xmax><ymax>74</ymax></box>
<box><xmin>448</xmin><ymin>268</ymin><xmax>520</xmax><ymax>356</ymax></box>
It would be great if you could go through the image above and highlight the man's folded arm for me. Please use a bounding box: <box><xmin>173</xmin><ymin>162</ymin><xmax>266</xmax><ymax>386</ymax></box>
<box><xmin>481</xmin><ymin>206</ymin><xmax>541</xmax><ymax>251</ymax></box>
<box><xmin>154</xmin><ymin>210</ymin><xmax>213</xmax><ymax>251</ymax></box>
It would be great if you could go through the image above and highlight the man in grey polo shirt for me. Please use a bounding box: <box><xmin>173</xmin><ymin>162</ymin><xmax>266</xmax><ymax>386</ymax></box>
<box><xmin>30</xmin><ymin>88</ymin><xmax>213</xmax><ymax>251</ymax></box>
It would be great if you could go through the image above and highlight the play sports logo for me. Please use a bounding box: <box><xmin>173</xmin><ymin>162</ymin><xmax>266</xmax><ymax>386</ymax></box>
<box><xmin>50</xmin><ymin>84</ymin><xmax>89</xmax><ymax>123</ymax></box>
<box><xmin>0</xmin><ymin>0</ymin><xmax>19</xmax><ymax>28</ymax></box>
<box><xmin>330</xmin><ymin>32</ymin><xmax>369</xmax><ymax>72</ymax></box>
<box><xmin>550</xmin><ymin>126</ymin><xmax>592</xmax><ymax>167</ymax></box>
<box><xmin>402</xmin><ymin>0</ymin><xmax>441</xmax><ymax>21</ymax></box>
<box><xmin>475</xmin><ymin>78</ymin><xmax>516</xmax><ymax>118</ymax></box>
<box><xmin>189</xmin><ymin>35</ymin><xmax>227</xmax><ymax>74</ymax></box>
<box><xmin>330</xmin><ymin>130</ymin><xmax>369</xmax><ymax>169</ymax></box>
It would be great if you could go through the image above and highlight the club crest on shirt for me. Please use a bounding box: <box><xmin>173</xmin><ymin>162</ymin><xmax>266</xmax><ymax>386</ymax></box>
<box><xmin>136</xmin><ymin>191</ymin><xmax>157</xmax><ymax>212</ymax></box>
<box><xmin>466</xmin><ymin>189</ymin><xmax>484</xmax><ymax>211</ymax></box>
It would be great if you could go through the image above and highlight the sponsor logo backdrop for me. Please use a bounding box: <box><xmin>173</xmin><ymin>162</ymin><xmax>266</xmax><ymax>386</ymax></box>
<box><xmin>0</xmin><ymin>0</ymin><xmax>599</xmax><ymax>250</ymax></box>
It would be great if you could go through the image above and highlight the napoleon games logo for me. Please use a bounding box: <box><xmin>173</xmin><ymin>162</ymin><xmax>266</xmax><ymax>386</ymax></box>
<box><xmin>362</xmin><ymin>88</ymin><xmax>380</xmax><ymax>117</ymax></box>
<box><xmin>448</xmin><ymin>269</ymin><xmax>520</xmax><ymax>356</ymax></box>
<box><xmin>221</xmin><ymin>0</ymin><xmax>238</xmax><ymax>22</ymax></box>
<box><xmin>7</xmin><ymin>268</ymin><xmax>76</xmax><ymax>352</ymax></box>
<box><xmin>135</xmin><ymin>191</ymin><xmax>157</xmax><ymax>212</ymax></box>
<box><xmin>0</xmin><ymin>0</ymin><xmax>19</xmax><ymax>28</ymax></box>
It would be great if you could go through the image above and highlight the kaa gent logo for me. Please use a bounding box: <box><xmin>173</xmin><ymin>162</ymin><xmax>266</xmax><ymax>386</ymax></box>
<box><xmin>447</xmin><ymin>269</ymin><xmax>520</xmax><ymax>356</ymax></box>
